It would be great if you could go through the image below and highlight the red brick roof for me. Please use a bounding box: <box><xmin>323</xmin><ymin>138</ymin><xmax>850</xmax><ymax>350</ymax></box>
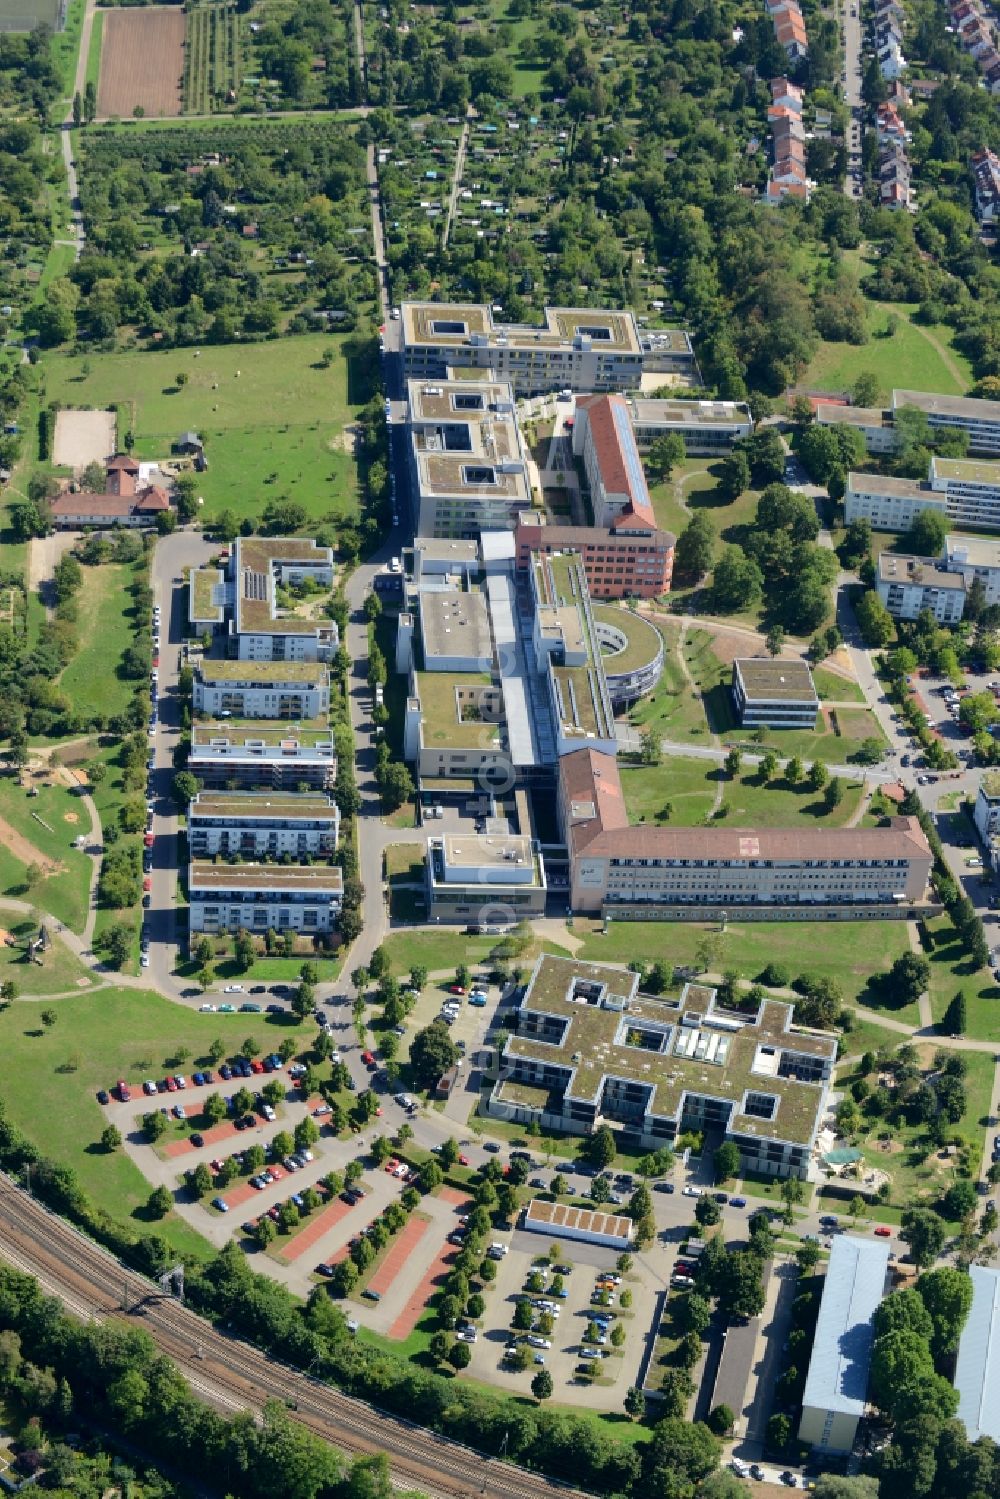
<box><xmin>50</xmin><ymin>484</ymin><xmax>170</xmax><ymax>519</ymax></box>
<box><xmin>580</xmin><ymin>815</ymin><xmax>930</xmax><ymax>863</ymax></box>
<box><xmin>558</xmin><ymin>749</ymin><xmax>629</xmax><ymax>853</ymax></box>
<box><xmin>577</xmin><ymin>394</ymin><xmax>658</xmax><ymax>531</ymax></box>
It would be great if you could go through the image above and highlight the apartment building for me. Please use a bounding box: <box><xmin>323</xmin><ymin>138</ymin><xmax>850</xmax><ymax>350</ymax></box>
<box><xmin>626</xmin><ymin>397</ymin><xmax>753</xmax><ymax>454</ymax></box>
<box><xmin>188</xmin><ymin>723</ymin><xmax>336</xmax><ymax>791</ymax></box>
<box><xmin>876</xmin><ymin>553</ymin><xmax>966</xmax><ymax>622</ymax></box>
<box><xmin>953</xmin><ymin>1265</ymin><xmax>1000</xmax><ymax>1445</ymax></box>
<box><xmin>799</xmin><ymin>1237</ymin><xmax>892</xmax><ymax>1453</ymax></box>
<box><xmin>928</xmin><ymin>454</ymin><xmax>1000</xmax><ymax>527</ymax></box>
<box><xmin>893</xmin><ymin>388</ymin><xmax>1000</xmax><ymax>456</ymax></box>
<box><xmin>731</xmin><ymin>657</ymin><xmax>819</xmax><ymax>729</ymax></box>
<box><xmin>844</xmin><ymin>471</ymin><xmax>946</xmax><ymax>532</ymax></box>
<box><xmin>405</xmin><ymin>377</ymin><xmax>531</xmax><ymax>538</ymax></box>
<box><xmin>192</xmin><ymin>661</ymin><xmax>329</xmax><ymax>720</ymax></box>
<box><xmin>973</xmin><ymin>771</ymin><xmax>1000</xmax><ymax>869</ymax></box>
<box><xmin>514</xmin><ymin>512</ymin><xmax>675</xmax><ymax>601</ymax></box>
<box><xmin>425</xmin><ymin>831</ymin><xmax>547</xmax><ymax>921</ymax></box>
<box><xmin>816</xmin><ymin>404</ymin><xmax>897</xmax><ymax>455</ymax></box>
<box><xmin>944</xmin><ymin>535</ymin><xmax>1000</xmax><ymax>606</ymax></box>
<box><xmin>488</xmin><ymin>955</ymin><xmax>836</xmax><ymax>1179</ymax></box>
<box><xmin>401</xmin><ymin>302</ymin><xmax>648</xmax><ymax>394</ymax></box>
<box><xmin>559</xmin><ymin>748</ymin><xmax>932</xmax><ymax>918</ymax></box>
<box><xmin>189</xmin><ymin>538</ymin><xmax>338</xmax><ymax>661</ymax></box>
<box><xmin>187</xmin><ymin>791</ymin><xmax>339</xmax><ymax>858</ymax></box>
<box><xmin>188</xmin><ymin>861</ymin><xmax>343</xmax><ymax>935</ymax></box>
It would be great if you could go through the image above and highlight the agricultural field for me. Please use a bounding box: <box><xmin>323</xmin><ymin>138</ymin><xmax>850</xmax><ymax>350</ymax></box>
<box><xmin>42</xmin><ymin>335</ymin><xmax>365</xmax><ymax>527</ymax></box>
<box><xmin>97</xmin><ymin>8</ymin><xmax>185</xmax><ymax>119</ymax></box>
<box><xmin>183</xmin><ymin>0</ymin><xmax>241</xmax><ymax>115</ymax></box>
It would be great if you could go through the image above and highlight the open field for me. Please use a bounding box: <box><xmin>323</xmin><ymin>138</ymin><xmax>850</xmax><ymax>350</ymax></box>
<box><xmin>0</xmin><ymin>777</ymin><xmax>92</xmax><ymax>934</ymax></box>
<box><xmin>801</xmin><ymin>301</ymin><xmax>973</xmax><ymax>398</ymax></box>
<box><xmin>621</xmin><ymin>759</ymin><xmax>865</xmax><ymax>829</ymax></box>
<box><xmin>923</xmin><ymin>912</ymin><xmax>1000</xmax><ymax>1042</ymax></box>
<box><xmin>184</xmin><ymin>0</ymin><xmax>240</xmax><ymax>114</ymax></box>
<box><xmin>42</xmin><ymin>337</ymin><xmax>362</xmax><ymax>526</ymax></box>
<box><xmin>57</xmin><ymin>564</ymin><xmax>136</xmax><ymax>725</ymax></box>
<box><xmin>0</xmin><ymin>920</ymin><xmax>95</xmax><ymax>996</ymax></box>
<box><xmin>569</xmin><ymin>916</ymin><xmax>912</xmax><ymax>999</ymax></box>
<box><xmin>84</xmin><ymin>7</ymin><xmax>102</xmax><ymax>92</ymax></box>
<box><xmin>0</xmin><ymin>986</ymin><xmax>310</xmax><ymax>1258</ymax></box>
<box><xmin>98</xmin><ymin>7</ymin><xmax>184</xmax><ymax>119</ymax></box>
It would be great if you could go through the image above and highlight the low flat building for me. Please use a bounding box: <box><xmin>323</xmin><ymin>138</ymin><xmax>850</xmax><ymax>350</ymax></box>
<box><xmin>192</xmin><ymin>661</ymin><xmax>329</xmax><ymax>720</ymax></box>
<box><xmin>798</xmin><ymin>1235</ymin><xmax>891</xmax><ymax>1453</ymax></box>
<box><xmin>816</xmin><ymin>405</ymin><xmax>896</xmax><ymax>455</ymax></box>
<box><xmin>188</xmin><ymin>791</ymin><xmax>339</xmax><ymax>858</ymax></box>
<box><xmin>514</xmin><ymin>513</ymin><xmax>675</xmax><ymax>601</ymax></box>
<box><xmin>592</xmin><ymin>605</ymin><xmax>664</xmax><ymax>707</ymax></box>
<box><xmin>530</xmin><ymin>551</ymin><xmax>617</xmax><ymax>757</ymax></box>
<box><xmin>627</xmin><ymin>397</ymin><xmax>752</xmax><ymax>454</ymax></box>
<box><xmin>491</xmin><ymin>955</ymin><xmax>836</xmax><ymax>1177</ymax></box>
<box><xmin>406</xmin><ymin>377</ymin><xmax>531</xmax><ymax>538</ymax></box>
<box><xmin>401</xmin><ymin>302</ymin><xmax>648</xmax><ymax>394</ymax></box>
<box><xmin>187</xmin><ymin>860</ymin><xmax>343</xmax><ymax>935</ymax></box>
<box><xmin>404</xmin><ymin>671</ymin><xmax>508</xmax><ymax>782</ymax></box>
<box><xmin>419</xmin><ymin>588</ymin><xmax>493</xmax><ymax>673</ymax></box>
<box><xmin>190</xmin><ymin>568</ymin><xmax>226</xmax><ymax>630</ymax></box>
<box><xmin>877</xmin><ymin>553</ymin><xmax>966</xmax><ymax>622</ymax></box>
<box><xmin>425</xmin><ymin>831</ymin><xmax>546</xmax><ymax>921</ymax></box>
<box><xmin>731</xmin><ymin>657</ymin><xmax>819</xmax><ymax>729</ymax></box>
<box><xmin>944</xmin><ymin>534</ymin><xmax>1000</xmax><ymax>605</ymax></box>
<box><xmin>953</xmin><ymin>1264</ymin><xmax>1000</xmax><ymax>1444</ymax></box>
<box><xmin>522</xmin><ymin>1197</ymin><xmax>634</xmax><ymax>1249</ymax></box>
<box><xmin>893</xmin><ymin>388</ymin><xmax>1000</xmax><ymax>456</ymax></box>
<box><xmin>844</xmin><ymin>472</ymin><xmax>947</xmax><ymax>532</ymax></box>
<box><xmin>559</xmin><ymin>747</ymin><xmax>933</xmax><ymax>919</ymax></box>
<box><xmin>188</xmin><ymin>721</ymin><xmax>336</xmax><ymax>791</ymax></box>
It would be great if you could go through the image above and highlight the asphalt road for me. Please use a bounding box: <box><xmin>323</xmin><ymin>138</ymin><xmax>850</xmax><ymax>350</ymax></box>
<box><xmin>841</xmin><ymin>0</ymin><xmax>863</xmax><ymax>199</ymax></box>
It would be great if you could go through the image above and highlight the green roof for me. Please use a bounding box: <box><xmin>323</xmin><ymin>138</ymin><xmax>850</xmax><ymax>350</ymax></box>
<box><xmin>593</xmin><ymin>604</ymin><xmax>663</xmax><ymax>676</ymax></box>
<box><xmin>415</xmin><ymin>671</ymin><xmax>501</xmax><ymax>748</ymax></box>
<box><xmin>198</xmin><ymin>660</ymin><xmax>326</xmax><ymax>683</ymax></box>
<box><xmin>504</xmin><ymin>954</ymin><xmax>835</xmax><ymax>1147</ymax></box>
<box><xmin>192</xmin><ymin>568</ymin><xmax>224</xmax><ymax>622</ymax></box>
<box><xmin>192</xmin><ymin>716</ymin><xmax>334</xmax><ymax>748</ymax></box>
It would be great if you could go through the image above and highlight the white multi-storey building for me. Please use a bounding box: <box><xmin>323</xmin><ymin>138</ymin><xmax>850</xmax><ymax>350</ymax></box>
<box><xmin>192</xmin><ymin>661</ymin><xmax>329</xmax><ymax>720</ymax></box>
<box><xmin>928</xmin><ymin>454</ymin><xmax>1000</xmax><ymax>528</ymax></box>
<box><xmin>188</xmin><ymin>861</ymin><xmax>343</xmax><ymax>935</ymax></box>
<box><xmin>894</xmin><ymin>389</ymin><xmax>1000</xmax><ymax>456</ymax></box>
<box><xmin>189</xmin><ymin>538</ymin><xmax>338</xmax><ymax>661</ymax></box>
<box><xmin>877</xmin><ymin>553</ymin><xmax>966</xmax><ymax>622</ymax></box>
<box><xmin>944</xmin><ymin>535</ymin><xmax>1000</xmax><ymax>606</ymax></box>
<box><xmin>732</xmin><ymin>657</ymin><xmax>819</xmax><ymax>729</ymax></box>
<box><xmin>844</xmin><ymin>472</ymin><xmax>947</xmax><ymax>532</ymax></box>
<box><xmin>187</xmin><ymin>792</ymin><xmax>339</xmax><ymax>858</ymax></box>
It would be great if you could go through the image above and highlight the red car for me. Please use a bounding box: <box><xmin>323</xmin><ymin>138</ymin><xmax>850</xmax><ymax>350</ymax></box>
<box><xmin>143</xmin><ymin>833</ymin><xmax>154</xmax><ymax>848</ymax></box>
<box><xmin>143</xmin><ymin>877</ymin><xmax>152</xmax><ymax>892</ymax></box>
<box><xmin>449</xmin><ymin>984</ymin><xmax>466</xmax><ymax>996</ymax></box>
<box><xmin>165</xmin><ymin>1076</ymin><xmax>177</xmax><ymax>1093</ymax></box>
<box><xmin>251</xmin><ymin>1059</ymin><xmax>264</xmax><ymax>1074</ymax></box>
<box><xmin>361</xmin><ymin>1050</ymin><xmax>376</xmax><ymax>1067</ymax></box>
<box><xmin>116</xmin><ymin>1078</ymin><xmax>131</xmax><ymax>1102</ymax></box>
<box><xmin>458</xmin><ymin>1153</ymin><xmax>471</xmax><ymax>1167</ymax></box>
<box><xmin>874</xmin><ymin>1226</ymin><xmax>892</xmax><ymax>1237</ymax></box>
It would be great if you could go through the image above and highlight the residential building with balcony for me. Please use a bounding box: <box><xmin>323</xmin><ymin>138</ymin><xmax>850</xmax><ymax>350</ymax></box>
<box><xmin>187</xmin><ymin>722</ymin><xmax>336</xmax><ymax>791</ymax></box>
<box><xmin>187</xmin><ymin>861</ymin><xmax>343</xmax><ymax>934</ymax></box>
<box><xmin>877</xmin><ymin>552</ymin><xmax>966</xmax><ymax>622</ymax></box>
<box><xmin>187</xmin><ymin>791</ymin><xmax>339</xmax><ymax>858</ymax></box>
<box><xmin>192</xmin><ymin>661</ymin><xmax>329</xmax><ymax>720</ymax></box>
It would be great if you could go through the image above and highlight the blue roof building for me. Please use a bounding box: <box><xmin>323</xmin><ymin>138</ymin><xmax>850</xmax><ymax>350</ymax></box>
<box><xmin>798</xmin><ymin>1235</ymin><xmax>891</xmax><ymax>1454</ymax></box>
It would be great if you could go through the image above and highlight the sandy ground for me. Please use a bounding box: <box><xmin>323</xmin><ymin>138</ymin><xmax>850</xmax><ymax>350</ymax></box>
<box><xmin>0</xmin><ymin>814</ymin><xmax>60</xmax><ymax>875</ymax></box>
<box><xmin>52</xmin><ymin>409</ymin><xmax>116</xmax><ymax>471</ymax></box>
<box><xmin>26</xmin><ymin>532</ymin><xmax>80</xmax><ymax>616</ymax></box>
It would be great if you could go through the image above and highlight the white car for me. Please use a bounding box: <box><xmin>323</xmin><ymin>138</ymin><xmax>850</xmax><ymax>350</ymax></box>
<box><xmin>140</xmin><ymin>952</ymin><xmax>150</xmax><ymax>968</ymax></box>
<box><xmin>199</xmin><ymin>1003</ymin><xmax>217</xmax><ymax>1012</ymax></box>
<box><xmin>682</xmin><ymin>1185</ymin><xmax>702</xmax><ymax>1197</ymax></box>
<box><xmin>223</xmin><ymin>984</ymin><xmax>245</xmax><ymax>994</ymax></box>
<box><xmin>527</xmin><ymin>1336</ymin><xmax>550</xmax><ymax>1349</ymax></box>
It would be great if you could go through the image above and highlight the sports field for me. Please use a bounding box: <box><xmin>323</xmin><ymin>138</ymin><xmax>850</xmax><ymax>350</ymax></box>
<box><xmin>42</xmin><ymin>336</ymin><xmax>363</xmax><ymax>526</ymax></box>
<box><xmin>0</xmin><ymin>0</ymin><xmax>62</xmax><ymax>30</ymax></box>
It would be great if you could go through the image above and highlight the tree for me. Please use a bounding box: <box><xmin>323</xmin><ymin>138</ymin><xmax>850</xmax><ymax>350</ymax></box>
<box><xmin>812</xmin><ymin>1480</ymin><xmax>880</xmax><ymax>1499</ymax></box>
<box><xmin>640</xmin><ymin>726</ymin><xmax>662</xmax><ymax>766</ymax></box>
<box><xmin>72</xmin><ymin>89</ymin><xmax>81</xmax><ymax>126</ymax></box>
<box><xmin>100</xmin><ymin>1125</ymin><xmax>121</xmax><ymax>1152</ymax></box>
<box><xmin>624</xmin><ymin>1386</ymin><xmax>646</xmax><ymax>1421</ymax></box>
<box><xmin>900</xmin><ymin>1207</ymin><xmax>946</xmax><ymax>1269</ymax></box>
<box><xmin>887</xmin><ymin>952</ymin><xmax>930</xmax><ymax>1008</ymax></box>
<box><xmin>646</xmin><ymin>432</ymin><xmax>686</xmax><ymax>480</ymax></box>
<box><xmin>716</xmin><ymin>1250</ymin><xmax>765</xmax><ymax>1322</ymax></box>
<box><xmin>531</xmin><ymin>1369</ymin><xmax>554</xmax><ymax>1401</ymax></box>
<box><xmin>724</xmin><ymin>747</ymin><xmax>741</xmax><ymax>779</ymax></box>
<box><xmin>513</xmin><ymin>1301</ymin><xmax>534</xmax><ymax>1331</ymax></box>
<box><xmin>707</xmin><ymin>1403</ymin><xmax>735</xmax><ymax>1437</ymax></box>
<box><xmin>760</xmin><ymin>749</ymin><xmax>779</xmax><ymax>781</ymax></box>
<box><xmin>907</xmin><ymin>509</ymin><xmax>949</xmax><ymax>557</ymax></box>
<box><xmin>785</xmin><ymin>755</ymin><xmax>804</xmax><ymax>786</ymax></box>
<box><xmin>643</xmin><ymin>1418</ymin><xmax>721</xmax><ymax>1497</ymax></box>
<box><xmin>765</xmin><ymin>625</ymin><xmax>785</xmax><ymax>657</ymax></box>
<box><xmin>40</xmin><ymin>1008</ymin><xmax>56</xmax><ymax>1028</ymax></box>
<box><xmin>147</xmin><ymin>1185</ymin><xmax>172</xmax><ymax>1218</ymax></box>
<box><xmin>915</xmin><ymin>1266</ymin><xmax>973</xmax><ymax>1359</ymax></box>
<box><xmin>869</xmin><ymin>1327</ymin><xmax>935</xmax><ymax>1415</ymax></box>
<box><xmin>824</xmin><ymin>776</ymin><xmax>844</xmax><ymax>811</ymax></box>
<box><xmin>583</xmin><ymin>1124</ymin><xmax>617</xmax><ymax>1169</ymax></box>
<box><xmin>675</xmin><ymin>512</ymin><xmax>715</xmax><ymax>580</ymax></box>
<box><xmin>679</xmin><ymin>1294</ymin><xmax>711</xmax><ymax>1337</ymax></box>
<box><xmin>448</xmin><ymin>1341</ymin><xmax>472</xmax><ymax>1370</ymax></box>
<box><xmin>942</xmin><ymin>1179</ymin><xmax>977</xmax><ymax>1221</ymax></box>
<box><xmin>712</xmin><ymin>545</ymin><xmax>763</xmax><ymax>611</ymax></box>
<box><xmin>855</xmin><ymin>590</ymin><xmax>894</xmax><ymax>647</ymax></box>
<box><xmin>808</xmin><ymin>760</ymin><xmax>828</xmax><ymax>791</ymax></box>
<box><xmin>695</xmin><ymin>1195</ymin><xmax>721</xmax><ymax>1227</ymax></box>
<box><xmin>409</xmin><ymin>1021</ymin><xmax>458</xmax><ymax>1090</ymax></box>
<box><xmin>713</xmin><ymin>1141</ymin><xmax>741</xmax><ymax>1183</ymax></box>
<box><xmin>190</xmin><ymin>1163</ymin><xmax>213</xmax><ymax>1198</ymax></box>
<box><xmin>172</xmin><ymin>770</ymin><xmax>199</xmax><ymax>806</ymax></box>
<box><xmin>941</xmin><ymin>990</ymin><xmax>967</xmax><ymax>1036</ymax></box>
<box><xmin>143</xmin><ymin>1110</ymin><xmax>168</xmax><ymax>1142</ymax></box>
<box><xmin>203</xmin><ymin>1093</ymin><xmax>227</xmax><ymax>1126</ymax></box>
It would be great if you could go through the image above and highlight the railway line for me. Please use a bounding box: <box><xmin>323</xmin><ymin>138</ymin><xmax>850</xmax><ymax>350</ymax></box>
<box><xmin>0</xmin><ymin>1179</ymin><xmax>589</xmax><ymax>1499</ymax></box>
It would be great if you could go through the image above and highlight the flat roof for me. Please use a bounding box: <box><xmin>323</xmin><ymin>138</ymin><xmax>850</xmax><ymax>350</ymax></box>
<box><xmin>817</xmin><ymin>405</ymin><xmax>888</xmax><ymax>427</ymax></box>
<box><xmin>895</xmin><ymin>389</ymin><xmax>1000</xmax><ymax>423</ymax></box>
<box><xmin>414</xmin><ymin>538</ymin><xmax>481</xmax><ymax>564</ymax></box>
<box><xmin>408</xmin><ymin>378</ymin><xmax>515</xmax><ymax>422</ymax></box>
<box><xmin>945</xmin><ymin>535</ymin><xmax>1000</xmax><ymax>569</ymax></box>
<box><xmin>801</xmin><ymin>1236</ymin><xmax>890</xmax><ymax>1418</ymax></box>
<box><xmin>955</xmin><ymin>1265</ymin><xmax>1000</xmax><ymax>1443</ymax></box>
<box><xmin>414</xmin><ymin>670</ymin><xmax>501</xmax><ymax>749</ymax></box>
<box><xmin>191</xmin><ymin>567</ymin><xmax>225</xmax><ymax>623</ymax></box>
<box><xmin>593</xmin><ymin>605</ymin><xmax>664</xmax><ymax>676</ymax></box>
<box><xmin>629</xmin><ymin>397</ymin><xmax>752</xmax><ymax>427</ymax></box>
<box><xmin>188</xmin><ymin>861</ymin><xmax>343</xmax><ymax>892</ymax></box>
<box><xmin>421</xmin><ymin>588</ymin><xmax>492</xmax><ymax>663</ymax></box>
<box><xmin>191</xmin><ymin>719</ymin><xmax>334</xmax><ymax>750</ymax></box>
<box><xmin>734</xmin><ymin>656</ymin><xmax>818</xmax><ymax>704</ymax></box>
<box><xmin>189</xmin><ymin>792</ymin><xmax>338</xmax><ymax>822</ymax></box>
<box><xmin>402</xmin><ymin>302</ymin><xmax>642</xmax><ymax>355</ymax></box>
<box><xmin>847</xmin><ymin>471</ymin><xmax>926</xmax><ymax>498</ymax></box>
<box><xmin>878</xmin><ymin>553</ymin><xmax>965</xmax><ymax>591</ymax></box>
<box><xmin>440</xmin><ymin>832</ymin><xmax>536</xmax><ymax>869</ymax></box>
<box><xmin>931</xmin><ymin>455</ymin><xmax>1000</xmax><ymax>484</ymax></box>
<box><xmin>506</xmin><ymin>955</ymin><xmax>836</xmax><ymax>1147</ymax></box>
<box><xmin>522</xmin><ymin>1197</ymin><xmax>634</xmax><ymax>1241</ymax></box>
<box><xmin>981</xmin><ymin>770</ymin><xmax>1000</xmax><ymax>799</ymax></box>
<box><xmin>233</xmin><ymin>536</ymin><xmax>334</xmax><ymax>636</ymax></box>
<box><xmin>532</xmin><ymin>552</ymin><xmax>615</xmax><ymax>741</ymax></box>
<box><xmin>196</xmin><ymin>660</ymin><xmax>326</xmax><ymax>684</ymax></box>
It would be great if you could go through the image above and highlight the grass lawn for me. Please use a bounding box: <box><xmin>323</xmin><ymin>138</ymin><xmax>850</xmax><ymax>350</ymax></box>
<box><xmin>923</xmin><ymin>911</ymin><xmax>1000</xmax><ymax>1042</ymax></box>
<box><xmin>0</xmin><ymin>986</ymin><xmax>311</xmax><ymax>1258</ymax></box>
<box><xmin>41</xmin><ymin>335</ymin><xmax>365</xmax><ymax>526</ymax></box>
<box><xmin>0</xmin><ymin>923</ymin><xmax>95</xmax><ymax>997</ymax></box>
<box><xmin>0</xmin><ymin>777</ymin><xmax>92</xmax><ymax>934</ymax></box>
<box><xmin>570</xmin><ymin>917</ymin><xmax>912</xmax><ymax>1000</ymax></box>
<box><xmin>837</xmin><ymin>1012</ymin><xmax>909</xmax><ymax>1061</ymax></box>
<box><xmin>801</xmin><ymin>300</ymin><xmax>973</xmax><ymax>398</ymax></box>
<box><xmin>629</xmin><ymin>625</ymin><xmax>722</xmax><ymax>745</ymax></box>
<box><xmin>84</xmin><ymin>7</ymin><xmax>103</xmax><ymax>92</ymax></box>
<box><xmin>725</xmin><ymin>706</ymin><xmax>887</xmax><ymax>765</ymax></box>
<box><xmin>647</xmin><ymin>461</ymin><xmax>720</xmax><ymax>537</ymax></box>
<box><xmin>812</xmin><ymin>666</ymin><xmax>865</xmax><ymax>704</ymax></box>
<box><xmin>622</xmin><ymin>759</ymin><xmax>865</xmax><ymax>830</ymax></box>
<box><xmin>57</xmin><ymin>563</ymin><xmax>136</xmax><ymax>724</ymax></box>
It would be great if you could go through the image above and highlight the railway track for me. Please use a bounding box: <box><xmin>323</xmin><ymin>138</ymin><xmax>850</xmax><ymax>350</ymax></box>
<box><xmin>0</xmin><ymin>1181</ymin><xmax>588</xmax><ymax>1499</ymax></box>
